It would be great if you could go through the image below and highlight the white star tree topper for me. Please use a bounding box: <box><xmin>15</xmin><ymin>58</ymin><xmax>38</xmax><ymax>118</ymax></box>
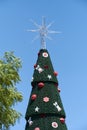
<box><xmin>27</xmin><ymin>17</ymin><xmax>61</xmax><ymax>49</ymax></box>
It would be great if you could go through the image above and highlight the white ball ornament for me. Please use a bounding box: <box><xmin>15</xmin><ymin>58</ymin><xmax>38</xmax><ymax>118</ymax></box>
<box><xmin>52</xmin><ymin>122</ymin><xmax>58</xmax><ymax>128</ymax></box>
<box><xmin>42</xmin><ymin>52</ymin><xmax>48</xmax><ymax>58</ymax></box>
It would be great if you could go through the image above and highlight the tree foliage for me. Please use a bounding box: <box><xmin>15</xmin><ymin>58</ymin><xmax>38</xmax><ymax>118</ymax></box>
<box><xmin>0</xmin><ymin>52</ymin><xmax>23</xmax><ymax>130</ymax></box>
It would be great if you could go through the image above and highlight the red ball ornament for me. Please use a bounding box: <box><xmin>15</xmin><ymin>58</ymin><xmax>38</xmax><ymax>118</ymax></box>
<box><xmin>54</xmin><ymin>83</ymin><xmax>58</xmax><ymax>87</ymax></box>
<box><xmin>60</xmin><ymin>118</ymin><xmax>65</xmax><ymax>123</ymax></box>
<box><xmin>54</xmin><ymin>71</ymin><xmax>58</xmax><ymax>76</ymax></box>
<box><xmin>38</xmin><ymin>52</ymin><xmax>40</xmax><ymax>56</ymax></box>
<box><xmin>31</xmin><ymin>94</ymin><xmax>37</xmax><ymax>100</ymax></box>
<box><xmin>34</xmin><ymin>127</ymin><xmax>40</xmax><ymax>130</ymax></box>
<box><xmin>38</xmin><ymin>82</ymin><xmax>45</xmax><ymax>88</ymax></box>
<box><xmin>58</xmin><ymin>88</ymin><xmax>61</xmax><ymax>92</ymax></box>
<box><xmin>44</xmin><ymin>65</ymin><xmax>49</xmax><ymax>69</ymax></box>
<box><xmin>40</xmin><ymin>114</ymin><xmax>46</xmax><ymax>118</ymax></box>
<box><xmin>34</xmin><ymin>64</ymin><xmax>37</xmax><ymax>68</ymax></box>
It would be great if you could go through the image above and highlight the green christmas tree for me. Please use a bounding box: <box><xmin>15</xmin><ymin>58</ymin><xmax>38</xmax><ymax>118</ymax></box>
<box><xmin>25</xmin><ymin>18</ymin><xmax>68</xmax><ymax>130</ymax></box>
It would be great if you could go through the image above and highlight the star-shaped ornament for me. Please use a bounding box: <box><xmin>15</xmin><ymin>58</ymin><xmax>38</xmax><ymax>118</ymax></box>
<box><xmin>27</xmin><ymin>17</ymin><xmax>60</xmax><ymax>49</ymax></box>
<box><xmin>35</xmin><ymin>107</ymin><xmax>40</xmax><ymax>112</ymax></box>
<box><xmin>47</xmin><ymin>75</ymin><xmax>52</xmax><ymax>80</ymax></box>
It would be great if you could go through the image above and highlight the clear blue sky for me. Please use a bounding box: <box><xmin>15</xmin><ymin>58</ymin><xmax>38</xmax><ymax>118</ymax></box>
<box><xmin>0</xmin><ymin>0</ymin><xmax>87</xmax><ymax>130</ymax></box>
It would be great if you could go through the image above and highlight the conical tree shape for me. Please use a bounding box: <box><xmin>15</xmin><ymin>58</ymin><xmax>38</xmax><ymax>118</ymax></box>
<box><xmin>25</xmin><ymin>49</ymin><xmax>68</xmax><ymax>130</ymax></box>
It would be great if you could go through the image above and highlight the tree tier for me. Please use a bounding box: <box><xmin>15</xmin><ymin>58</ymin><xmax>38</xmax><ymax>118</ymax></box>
<box><xmin>25</xmin><ymin>82</ymin><xmax>66</xmax><ymax>120</ymax></box>
<box><xmin>25</xmin><ymin>116</ymin><xmax>67</xmax><ymax>130</ymax></box>
<box><xmin>31</xmin><ymin>49</ymin><xmax>58</xmax><ymax>84</ymax></box>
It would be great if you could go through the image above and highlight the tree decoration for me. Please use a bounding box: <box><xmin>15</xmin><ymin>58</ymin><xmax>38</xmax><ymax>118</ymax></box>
<box><xmin>43</xmin><ymin>97</ymin><xmax>49</xmax><ymax>102</ymax></box>
<box><xmin>58</xmin><ymin>88</ymin><xmax>61</xmax><ymax>92</ymax></box>
<box><xmin>34</xmin><ymin>127</ymin><xmax>40</xmax><ymax>130</ymax></box>
<box><xmin>42</xmin><ymin>52</ymin><xmax>48</xmax><ymax>58</ymax></box>
<box><xmin>38</xmin><ymin>68</ymin><xmax>44</xmax><ymax>73</ymax></box>
<box><xmin>31</xmin><ymin>77</ymin><xmax>34</xmax><ymax>82</ymax></box>
<box><xmin>52</xmin><ymin>122</ymin><xmax>58</xmax><ymax>128</ymax></box>
<box><xmin>53</xmin><ymin>102</ymin><xmax>62</xmax><ymax>112</ymax></box>
<box><xmin>31</xmin><ymin>94</ymin><xmax>37</xmax><ymax>100</ymax></box>
<box><xmin>34</xmin><ymin>64</ymin><xmax>37</xmax><ymax>68</ymax></box>
<box><xmin>47</xmin><ymin>74</ymin><xmax>52</xmax><ymax>80</ymax></box>
<box><xmin>38</xmin><ymin>52</ymin><xmax>40</xmax><ymax>56</ymax></box>
<box><xmin>38</xmin><ymin>82</ymin><xmax>45</xmax><ymax>88</ymax></box>
<box><xmin>35</xmin><ymin>65</ymin><xmax>44</xmax><ymax>73</ymax></box>
<box><xmin>35</xmin><ymin>107</ymin><xmax>40</xmax><ymax>112</ymax></box>
<box><xmin>60</xmin><ymin>118</ymin><xmax>65</xmax><ymax>123</ymax></box>
<box><xmin>40</xmin><ymin>114</ymin><xmax>46</xmax><ymax>118</ymax></box>
<box><xmin>54</xmin><ymin>71</ymin><xmax>58</xmax><ymax>76</ymax></box>
<box><xmin>54</xmin><ymin>83</ymin><xmax>58</xmax><ymax>87</ymax></box>
<box><xmin>44</xmin><ymin>65</ymin><xmax>49</xmax><ymax>69</ymax></box>
<box><xmin>28</xmin><ymin>117</ymin><xmax>33</xmax><ymax>126</ymax></box>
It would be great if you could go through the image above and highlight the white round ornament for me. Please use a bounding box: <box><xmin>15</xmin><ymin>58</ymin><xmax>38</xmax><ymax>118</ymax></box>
<box><xmin>42</xmin><ymin>52</ymin><xmax>48</xmax><ymax>58</ymax></box>
<box><xmin>52</xmin><ymin>122</ymin><xmax>58</xmax><ymax>128</ymax></box>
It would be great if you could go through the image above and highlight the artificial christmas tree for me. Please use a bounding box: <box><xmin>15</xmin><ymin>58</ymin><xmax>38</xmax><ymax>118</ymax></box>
<box><xmin>25</xmin><ymin>18</ymin><xmax>68</xmax><ymax>130</ymax></box>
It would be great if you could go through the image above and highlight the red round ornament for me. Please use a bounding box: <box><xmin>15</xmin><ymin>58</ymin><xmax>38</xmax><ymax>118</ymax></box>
<box><xmin>58</xmin><ymin>88</ymin><xmax>61</xmax><ymax>92</ymax></box>
<box><xmin>54</xmin><ymin>71</ymin><xmax>58</xmax><ymax>76</ymax></box>
<box><xmin>38</xmin><ymin>82</ymin><xmax>45</xmax><ymax>88</ymax></box>
<box><xmin>34</xmin><ymin>64</ymin><xmax>37</xmax><ymax>68</ymax></box>
<box><xmin>38</xmin><ymin>52</ymin><xmax>40</xmax><ymax>56</ymax></box>
<box><xmin>34</xmin><ymin>127</ymin><xmax>40</xmax><ymax>130</ymax></box>
<box><xmin>40</xmin><ymin>114</ymin><xmax>46</xmax><ymax>118</ymax></box>
<box><xmin>44</xmin><ymin>65</ymin><xmax>49</xmax><ymax>69</ymax></box>
<box><xmin>60</xmin><ymin>118</ymin><xmax>65</xmax><ymax>123</ymax></box>
<box><xmin>54</xmin><ymin>83</ymin><xmax>58</xmax><ymax>87</ymax></box>
<box><xmin>31</xmin><ymin>94</ymin><xmax>37</xmax><ymax>100</ymax></box>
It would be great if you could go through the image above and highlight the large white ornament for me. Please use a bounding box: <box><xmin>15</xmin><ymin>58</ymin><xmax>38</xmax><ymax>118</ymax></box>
<box><xmin>42</xmin><ymin>52</ymin><xmax>48</xmax><ymax>58</ymax></box>
<box><xmin>35</xmin><ymin>65</ymin><xmax>44</xmax><ymax>73</ymax></box>
<box><xmin>52</xmin><ymin>122</ymin><xmax>58</xmax><ymax>128</ymax></box>
<box><xmin>53</xmin><ymin>102</ymin><xmax>62</xmax><ymax>112</ymax></box>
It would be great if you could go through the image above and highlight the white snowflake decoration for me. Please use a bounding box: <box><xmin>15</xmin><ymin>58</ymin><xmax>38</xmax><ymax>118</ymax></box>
<box><xmin>35</xmin><ymin>65</ymin><xmax>44</xmax><ymax>73</ymax></box>
<box><xmin>47</xmin><ymin>74</ymin><xmax>52</xmax><ymax>80</ymax></box>
<box><xmin>53</xmin><ymin>102</ymin><xmax>62</xmax><ymax>112</ymax></box>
